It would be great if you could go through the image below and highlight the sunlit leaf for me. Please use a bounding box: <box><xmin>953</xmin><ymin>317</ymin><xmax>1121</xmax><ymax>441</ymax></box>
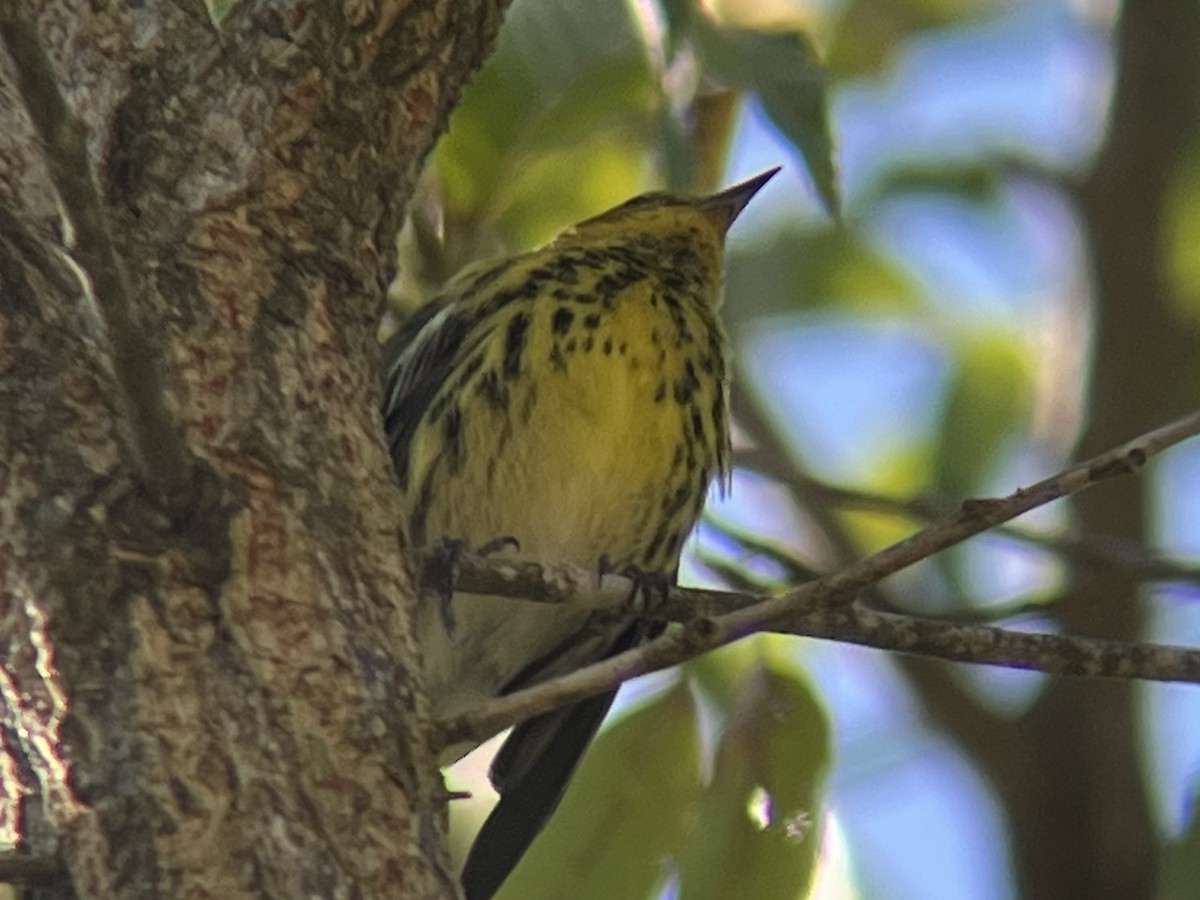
<box><xmin>493</xmin><ymin>138</ymin><xmax>647</xmax><ymax>247</ymax></box>
<box><xmin>436</xmin><ymin>50</ymin><xmax>536</xmax><ymax>215</ymax></box>
<box><xmin>527</xmin><ymin>55</ymin><xmax>655</xmax><ymax>155</ymax></box>
<box><xmin>934</xmin><ymin>331</ymin><xmax>1033</xmax><ymax>496</ymax></box>
<box><xmin>1159</xmin><ymin>795</ymin><xmax>1200</xmax><ymax>900</ymax></box>
<box><xmin>837</xmin><ymin>505</ymin><xmax>923</xmax><ymax>556</ymax></box>
<box><xmin>827</xmin><ymin>0</ymin><xmax>988</xmax><ymax>77</ymax></box>
<box><xmin>677</xmin><ymin>663</ymin><xmax>831</xmax><ymax>900</ymax></box>
<box><xmin>498</xmin><ymin>683</ymin><xmax>701</xmax><ymax>900</ymax></box>
<box><xmin>1163</xmin><ymin>146</ymin><xmax>1200</xmax><ymax>327</ymax></box>
<box><xmin>858</xmin><ymin>162</ymin><xmax>1006</xmax><ymax>212</ymax></box>
<box><xmin>695</xmin><ymin>24</ymin><xmax>840</xmax><ymax>216</ymax></box>
<box><xmin>685</xmin><ymin>636</ymin><xmax>770</xmax><ymax>709</ymax></box>
<box><xmin>724</xmin><ymin>225</ymin><xmax>923</xmax><ymax>330</ymax></box>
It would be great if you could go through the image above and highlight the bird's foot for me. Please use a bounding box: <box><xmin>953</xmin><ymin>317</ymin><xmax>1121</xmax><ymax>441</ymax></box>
<box><xmin>597</xmin><ymin>556</ymin><xmax>672</xmax><ymax>616</ymax></box>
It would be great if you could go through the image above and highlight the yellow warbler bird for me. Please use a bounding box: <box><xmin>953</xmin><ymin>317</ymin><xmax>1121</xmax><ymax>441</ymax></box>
<box><xmin>381</xmin><ymin>168</ymin><xmax>778</xmax><ymax>899</ymax></box>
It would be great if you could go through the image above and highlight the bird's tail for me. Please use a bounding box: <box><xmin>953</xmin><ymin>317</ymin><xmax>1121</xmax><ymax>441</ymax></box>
<box><xmin>460</xmin><ymin>689</ymin><xmax>618</xmax><ymax>900</ymax></box>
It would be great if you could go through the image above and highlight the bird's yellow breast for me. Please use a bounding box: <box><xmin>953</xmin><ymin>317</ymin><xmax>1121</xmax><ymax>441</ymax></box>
<box><xmin>402</xmin><ymin>248</ymin><xmax>729</xmax><ymax>721</ymax></box>
<box><xmin>404</xmin><ymin>229</ymin><xmax>729</xmax><ymax>568</ymax></box>
<box><xmin>390</xmin><ymin>224</ymin><xmax>731</xmax><ymax>719</ymax></box>
<box><xmin>417</xmin><ymin>278</ymin><xmax>724</xmax><ymax>571</ymax></box>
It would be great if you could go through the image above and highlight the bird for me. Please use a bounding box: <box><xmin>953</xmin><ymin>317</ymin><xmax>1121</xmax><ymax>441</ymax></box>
<box><xmin>381</xmin><ymin>167</ymin><xmax>778</xmax><ymax>899</ymax></box>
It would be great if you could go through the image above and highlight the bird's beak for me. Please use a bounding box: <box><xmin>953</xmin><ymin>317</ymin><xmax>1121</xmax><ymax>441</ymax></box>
<box><xmin>697</xmin><ymin>167</ymin><xmax>781</xmax><ymax>236</ymax></box>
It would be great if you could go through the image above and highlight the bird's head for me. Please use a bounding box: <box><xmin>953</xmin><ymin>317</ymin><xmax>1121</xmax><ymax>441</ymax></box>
<box><xmin>560</xmin><ymin>167</ymin><xmax>780</xmax><ymax>256</ymax></box>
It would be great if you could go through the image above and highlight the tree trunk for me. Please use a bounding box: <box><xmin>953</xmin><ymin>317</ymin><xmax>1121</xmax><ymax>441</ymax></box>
<box><xmin>0</xmin><ymin>1</ymin><xmax>508</xmax><ymax>896</ymax></box>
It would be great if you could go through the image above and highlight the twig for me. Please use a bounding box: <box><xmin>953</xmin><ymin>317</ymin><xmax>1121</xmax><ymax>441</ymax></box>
<box><xmin>0</xmin><ymin>2</ymin><xmax>191</xmax><ymax>509</ymax></box>
<box><xmin>729</xmin><ymin>381</ymin><xmax>1010</xmax><ymax>758</ymax></box>
<box><xmin>734</xmin><ymin>448</ymin><xmax>1200</xmax><ymax>586</ymax></box>
<box><xmin>436</xmin><ymin>410</ymin><xmax>1200</xmax><ymax>750</ymax></box>
<box><xmin>0</xmin><ymin>850</ymin><xmax>62</xmax><ymax>882</ymax></box>
<box><xmin>696</xmin><ymin>539</ymin><xmax>1058</xmax><ymax>626</ymax></box>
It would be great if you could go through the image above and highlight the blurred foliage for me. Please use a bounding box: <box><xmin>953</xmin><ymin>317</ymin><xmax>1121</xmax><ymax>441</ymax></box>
<box><xmin>418</xmin><ymin>0</ymin><xmax>1200</xmax><ymax>897</ymax></box>
<box><xmin>682</xmin><ymin>17</ymin><xmax>839</xmax><ymax>213</ymax></box>
<box><xmin>826</xmin><ymin>0</ymin><xmax>992</xmax><ymax>76</ymax></box>
<box><xmin>433</xmin><ymin>1</ymin><xmax>653</xmax><ymax>245</ymax></box>
<box><xmin>396</xmin><ymin>0</ymin><xmax>839</xmax><ymax>306</ymax></box>
<box><xmin>933</xmin><ymin>330</ymin><xmax>1033</xmax><ymax>497</ymax></box>
<box><xmin>723</xmin><ymin>226</ymin><xmax>924</xmax><ymax>327</ymax></box>
<box><xmin>497</xmin><ymin>684</ymin><xmax>703</xmax><ymax>900</ymax></box>
<box><xmin>1159</xmin><ymin>798</ymin><xmax>1200</xmax><ymax>900</ymax></box>
<box><xmin>494</xmin><ymin>660</ymin><xmax>830</xmax><ymax>900</ymax></box>
<box><xmin>675</xmin><ymin>662</ymin><xmax>830</xmax><ymax>900</ymax></box>
<box><xmin>1164</xmin><ymin>142</ymin><xmax>1200</xmax><ymax>326</ymax></box>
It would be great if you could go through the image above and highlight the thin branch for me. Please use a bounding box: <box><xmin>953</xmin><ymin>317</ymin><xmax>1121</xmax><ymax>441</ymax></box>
<box><xmin>0</xmin><ymin>851</ymin><xmax>62</xmax><ymax>882</ymax></box>
<box><xmin>760</xmin><ymin>409</ymin><xmax>1199</xmax><ymax>620</ymax></box>
<box><xmin>697</xmin><ymin>537</ymin><xmax>1058</xmax><ymax>627</ymax></box>
<box><xmin>0</xmin><ymin>2</ymin><xmax>191</xmax><ymax>509</ymax></box>
<box><xmin>729</xmin><ymin>377</ymin><xmax>1011</xmax><ymax>742</ymax></box>
<box><xmin>437</xmin><ymin>564</ymin><xmax>1200</xmax><ymax>750</ymax></box>
<box><xmin>734</xmin><ymin>448</ymin><xmax>1200</xmax><ymax>586</ymax></box>
<box><xmin>436</xmin><ymin>410</ymin><xmax>1200</xmax><ymax>750</ymax></box>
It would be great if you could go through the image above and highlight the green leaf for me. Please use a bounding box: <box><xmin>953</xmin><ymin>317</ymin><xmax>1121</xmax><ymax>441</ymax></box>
<box><xmin>695</xmin><ymin>24</ymin><xmax>840</xmax><ymax>217</ymax></box>
<box><xmin>498</xmin><ymin>683</ymin><xmax>701</xmax><ymax>900</ymax></box>
<box><xmin>435</xmin><ymin>50</ymin><xmax>537</xmax><ymax>215</ymax></box>
<box><xmin>503</xmin><ymin>0</ymin><xmax>646</xmax><ymax>93</ymax></box>
<box><xmin>723</xmin><ymin>225</ymin><xmax>923</xmax><ymax>330</ymax></box>
<box><xmin>685</xmin><ymin>637</ymin><xmax>770</xmax><ymax>710</ymax></box>
<box><xmin>1159</xmin><ymin>794</ymin><xmax>1200</xmax><ymax>900</ymax></box>
<box><xmin>857</xmin><ymin>162</ymin><xmax>1006</xmax><ymax>213</ymax></box>
<box><xmin>934</xmin><ymin>331</ymin><xmax>1033</xmax><ymax>496</ymax></box>
<box><xmin>827</xmin><ymin>0</ymin><xmax>987</xmax><ymax>77</ymax></box>
<box><xmin>677</xmin><ymin>663</ymin><xmax>832</xmax><ymax>900</ymax></box>
<box><xmin>435</xmin><ymin>0</ymin><xmax>651</xmax><ymax>223</ymax></box>
<box><xmin>1163</xmin><ymin>145</ymin><xmax>1200</xmax><ymax>327</ymax></box>
<box><xmin>491</xmin><ymin>137</ymin><xmax>647</xmax><ymax>248</ymax></box>
<box><xmin>527</xmin><ymin>55</ymin><xmax>655</xmax><ymax>156</ymax></box>
<box><xmin>657</xmin><ymin>0</ymin><xmax>697</xmax><ymax>59</ymax></box>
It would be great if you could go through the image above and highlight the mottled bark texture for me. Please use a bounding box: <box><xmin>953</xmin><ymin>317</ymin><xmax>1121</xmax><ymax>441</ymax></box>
<box><xmin>0</xmin><ymin>1</ymin><xmax>508</xmax><ymax>897</ymax></box>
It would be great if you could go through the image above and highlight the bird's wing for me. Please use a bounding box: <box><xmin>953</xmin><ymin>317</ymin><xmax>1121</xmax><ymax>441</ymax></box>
<box><xmin>381</xmin><ymin>297</ymin><xmax>479</xmax><ymax>487</ymax></box>
<box><xmin>381</xmin><ymin>257</ymin><xmax>521</xmax><ymax>485</ymax></box>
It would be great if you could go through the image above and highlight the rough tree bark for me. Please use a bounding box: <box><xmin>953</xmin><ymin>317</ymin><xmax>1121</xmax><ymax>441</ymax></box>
<box><xmin>0</xmin><ymin>1</ymin><xmax>508</xmax><ymax>897</ymax></box>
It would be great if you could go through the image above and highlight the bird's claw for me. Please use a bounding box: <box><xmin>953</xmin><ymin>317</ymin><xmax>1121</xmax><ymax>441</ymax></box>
<box><xmin>597</xmin><ymin>556</ymin><xmax>672</xmax><ymax>616</ymax></box>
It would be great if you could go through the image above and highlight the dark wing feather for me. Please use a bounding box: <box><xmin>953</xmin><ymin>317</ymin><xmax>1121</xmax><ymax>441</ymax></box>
<box><xmin>382</xmin><ymin>257</ymin><xmax>520</xmax><ymax>485</ymax></box>
<box><xmin>381</xmin><ymin>298</ymin><xmax>477</xmax><ymax>487</ymax></box>
<box><xmin>460</xmin><ymin>691</ymin><xmax>618</xmax><ymax>900</ymax></box>
<box><xmin>460</xmin><ymin>619</ymin><xmax>664</xmax><ymax>900</ymax></box>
